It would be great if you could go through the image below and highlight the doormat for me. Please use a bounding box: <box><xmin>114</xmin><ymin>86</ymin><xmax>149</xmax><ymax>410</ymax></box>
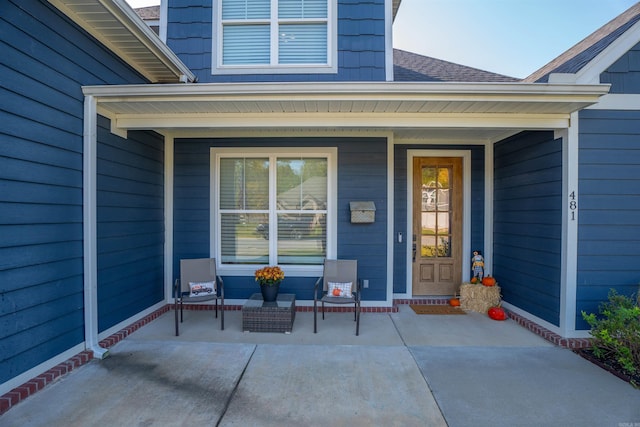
<box><xmin>409</xmin><ymin>305</ymin><xmax>466</xmax><ymax>315</ymax></box>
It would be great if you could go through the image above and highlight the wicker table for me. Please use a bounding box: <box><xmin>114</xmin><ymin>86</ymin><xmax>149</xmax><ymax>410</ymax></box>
<box><xmin>242</xmin><ymin>293</ymin><xmax>296</xmax><ymax>333</ymax></box>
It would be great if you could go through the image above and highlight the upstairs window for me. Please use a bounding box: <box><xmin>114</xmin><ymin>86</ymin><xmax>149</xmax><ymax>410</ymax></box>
<box><xmin>214</xmin><ymin>0</ymin><xmax>336</xmax><ymax>74</ymax></box>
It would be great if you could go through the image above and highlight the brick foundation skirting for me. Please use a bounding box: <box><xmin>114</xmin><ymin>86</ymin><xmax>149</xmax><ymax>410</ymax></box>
<box><xmin>180</xmin><ymin>303</ymin><xmax>399</xmax><ymax>313</ymax></box>
<box><xmin>506</xmin><ymin>310</ymin><xmax>592</xmax><ymax>349</ymax></box>
<box><xmin>1</xmin><ymin>300</ymin><xmax>591</xmax><ymax>416</ymax></box>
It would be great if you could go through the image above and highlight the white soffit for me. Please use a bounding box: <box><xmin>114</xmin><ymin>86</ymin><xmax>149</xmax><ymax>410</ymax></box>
<box><xmin>48</xmin><ymin>0</ymin><xmax>194</xmax><ymax>83</ymax></box>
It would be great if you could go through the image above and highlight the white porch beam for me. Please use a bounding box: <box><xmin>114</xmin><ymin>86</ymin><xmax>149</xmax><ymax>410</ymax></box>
<box><xmin>113</xmin><ymin>113</ymin><xmax>572</xmax><ymax>131</ymax></box>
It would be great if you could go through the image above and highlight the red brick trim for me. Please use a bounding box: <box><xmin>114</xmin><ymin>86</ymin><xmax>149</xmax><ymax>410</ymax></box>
<box><xmin>394</xmin><ymin>298</ymin><xmax>450</xmax><ymax>306</ymax></box>
<box><xmin>393</xmin><ymin>299</ymin><xmax>592</xmax><ymax>349</ymax></box>
<box><xmin>177</xmin><ymin>303</ymin><xmax>399</xmax><ymax>313</ymax></box>
<box><xmin>0</xmin><ymin>350</ymin><xmax>93</xmax><ymax>416</ymax></box>
<box><xmin>506</xmin><ymin>310</ymin><xmax>592</xmax><ymax>349</ymax></box>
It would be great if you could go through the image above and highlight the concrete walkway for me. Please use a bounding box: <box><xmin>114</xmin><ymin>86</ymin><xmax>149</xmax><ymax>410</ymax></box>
<box><xmin>1</xmin><ymin>305</ymin><xmax>638</xmax><ymax>426</ymax></box>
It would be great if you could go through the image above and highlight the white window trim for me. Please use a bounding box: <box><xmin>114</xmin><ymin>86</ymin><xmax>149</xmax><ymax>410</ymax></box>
<box><xmin>210</xmin><ymin>147</ymin><xmax>337</xmax><ymax>277</ymax></box>
<box><xmin>212</xmin><ymin>0</ymin><xmax>337</xmax><ymax>75</ymax></box>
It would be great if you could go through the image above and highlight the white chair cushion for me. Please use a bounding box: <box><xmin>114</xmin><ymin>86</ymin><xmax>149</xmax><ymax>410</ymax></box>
<box><xmin>327</xmin><ymin>282</ymin><xmax>352</xmax><ymax>298</ymax></box>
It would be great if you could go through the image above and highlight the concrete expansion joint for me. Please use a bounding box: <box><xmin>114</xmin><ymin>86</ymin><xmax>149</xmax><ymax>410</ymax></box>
<box><xmin>216</xmin><ymin>345</ymin><xmax>258</xmax><ymax>427</ymax></box>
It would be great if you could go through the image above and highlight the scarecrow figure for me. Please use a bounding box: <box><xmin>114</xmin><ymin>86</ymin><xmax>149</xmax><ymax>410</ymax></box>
<box><xmin>471</xmin><ymin>250</ymin><xmax>484</xmax><ymax>280</ymax></box>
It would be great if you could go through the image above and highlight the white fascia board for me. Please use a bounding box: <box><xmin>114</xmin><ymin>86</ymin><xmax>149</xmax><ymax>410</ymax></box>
<box><xmin>113</xmin><ymin>113</ymin><xmax>571</xmax><ymax>130</ymax></box>
<box><xmin>574</xmin><ymin>19</ymin><xmax>640</xmax><ymax>84</ymax></box>
<box><xmin>81</xmin><ymin>81</ymin><xmax>609</xmax><ymax>99</ymax></box>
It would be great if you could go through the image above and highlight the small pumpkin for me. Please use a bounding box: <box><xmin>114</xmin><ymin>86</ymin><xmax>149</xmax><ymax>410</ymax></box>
<box><xmin>470</xmin><ymin>277</ymin><xmax>479</xmax><ymax>284</ymax></box>
<box><xmin>482</xmin><ymin>275</ymin><xmax>496</xmax><ymax>287</ymax></box>
<box><xmin>488</xmin><ymin>304</ymin><xmax>507</xmax><ymax>321</ymax></box>
<box><xmin>332</xmin><ymin>288</ymin><xmax>342</xmax><ymax>296</ymax></box>
<box><xmin>449</xmin><ymin>297</ymin><xmax>460</xmax><ymax>307</ymax></box>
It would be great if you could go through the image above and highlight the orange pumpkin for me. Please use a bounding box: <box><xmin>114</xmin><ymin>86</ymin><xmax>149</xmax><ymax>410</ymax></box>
<box><xmin>332</xmin><ymin>288</ymin><xmax>341</xmax><ymax>296</ymax></box>
<box><xmin>488</xmin><ymin>305</ymin><xmax>507</xmax><ymax>321</ymax></box>
<box><xmin>470</xmin><ymin>277</ymin><xmax>479</xmax><ymax>284</ymax></box>
<box><xmin>449</xmin><ymin>298</ymin><xmax>461</xmax><ymax>307</ymax></box>
<box><xmin>482</xmin><ymin>276</ymin><xmax>496</xmax><ymax>287</ymax></box>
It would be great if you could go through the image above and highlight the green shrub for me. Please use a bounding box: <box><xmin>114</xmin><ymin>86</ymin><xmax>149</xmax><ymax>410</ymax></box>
<box><xmin>581</xmin><ymin>289</ymin><xmax>640</xmax><ymax>375</ymax></box>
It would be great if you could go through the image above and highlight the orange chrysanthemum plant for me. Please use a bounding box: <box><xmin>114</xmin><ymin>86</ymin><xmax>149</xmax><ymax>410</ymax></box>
<box><xmin>254</xmin><ymin>266</ymin><xmax>285</xmax><ymax>287</ymax></box>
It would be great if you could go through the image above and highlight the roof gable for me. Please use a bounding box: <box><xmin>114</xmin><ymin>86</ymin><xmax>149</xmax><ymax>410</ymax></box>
<box><xmin>525</xmin><ymin>2</ymin><xmax>640</xmax><ymax>83</ymax></box>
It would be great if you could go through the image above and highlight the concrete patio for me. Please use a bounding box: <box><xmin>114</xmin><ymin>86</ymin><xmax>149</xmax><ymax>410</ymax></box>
<box><xmin>1</xmin><ymin>305</ymin><xmax>638</xmax><ymax>426</ymax></box>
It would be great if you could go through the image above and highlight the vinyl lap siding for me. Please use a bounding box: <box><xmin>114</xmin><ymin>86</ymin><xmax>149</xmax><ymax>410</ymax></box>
<box><xmin>97</xmin><ymin>118</ymin><xmax>165</xmax><ymax>332</ymax></box>
<box><xmin>166</xmin><ymin>0</ymin><xmax>386</xmax><ymax>82</ymax></box>
<box><xmin>173</xmin><ymin>137</ymin><xmax>387</xmax><ymax>300</ymax></box>
<box><xmin>0</xmin><ymin>0</ymin><xmax>146</xmax><ymax>385</ymax></box>
<box><xmin>493</xmin><ymin>131</ymin><xmax>562</xmax><ymax>326</ymax></box>
<box><xmin>575</xmin><ymin>109</ymin><xmax>640</xmax><ymax>329</ymax></box>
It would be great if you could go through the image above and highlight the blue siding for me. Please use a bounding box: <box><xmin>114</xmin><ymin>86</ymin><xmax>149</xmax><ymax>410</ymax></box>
<box><xmin>576</xmin><ymin>109</ymin><xmax>640</xmax><ymax>329</ymax></box>
<box><xmin>166</xmin><ymin>0</ymin><xmax>386</xmax><ymax>82</ymax></box>
<box><xmin>173</xmin><ymin>137</ymin><xmax>387</xmax><ymax>300</ymax></box>
<box><xmin>493</xmin><ymin>131</ymin><xmax>562</xmax><ymax>326</ymax></box>
<box><xmin>600</xmin><ymin>42</ymin><xmax>640</xmax><ymax>94</ymax></box>
<box><xmin>0</xmin><ymin>0</ymin><xmax>146</xmax><ymax>385</ymax></box>
<box><xmin>96</xmin><ymin>117</ymin><xmax>165</xmax><ymax>332</ymax></box>
<box><xmin>392</xmin><ymin>145</ymin><xmax>485</xmax><ymax>294</ymax></box>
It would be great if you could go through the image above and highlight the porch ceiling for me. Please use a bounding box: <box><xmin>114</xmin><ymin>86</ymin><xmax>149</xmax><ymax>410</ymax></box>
<box><xmin>85</xmin><ymin>81</ymin><xmax>610</xmax><ymax>141</ymax></box>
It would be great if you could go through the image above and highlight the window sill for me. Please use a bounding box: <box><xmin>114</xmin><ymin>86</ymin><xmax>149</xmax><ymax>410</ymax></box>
<box><xmin>211</xmin><ymin>64</ymin><xmax>337</xmax><ymax>75</ymax></box>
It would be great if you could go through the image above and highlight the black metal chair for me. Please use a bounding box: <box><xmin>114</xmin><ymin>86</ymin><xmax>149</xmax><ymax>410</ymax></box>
<box><xmin>174</xmin><ymin>258</ymin><xmax>224</xmax><ymax>336</ymax></box>
<box><xmin>314</xmin><ymin>259</ymin><xmax>361</xmax><ymax>336</ymax></box>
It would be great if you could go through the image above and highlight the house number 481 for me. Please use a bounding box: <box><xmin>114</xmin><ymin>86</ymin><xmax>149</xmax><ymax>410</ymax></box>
<box><xmin>569</xmin><ymin>191</ymin><xmax>577</xmax><ymax>220</ymax></box>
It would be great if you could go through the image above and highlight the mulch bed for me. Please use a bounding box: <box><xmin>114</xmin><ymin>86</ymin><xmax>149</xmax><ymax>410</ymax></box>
<box><xmin>573</xmin><ymin>348</ymin><xmax>640</xmax><ymax>389</ymax></box>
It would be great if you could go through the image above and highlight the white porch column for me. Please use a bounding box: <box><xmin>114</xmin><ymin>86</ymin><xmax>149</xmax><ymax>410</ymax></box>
<box><xmin>164</xmin><ymin>134</ymin><xmax>174</xmax><ymax>301</ymax></box>
<box><xmin>484</xmin><ymin>141</ymin><xmax>494</xmax><ymax>272</ymax></box>
<box><xmin>83</xmin><ymin>95</ymin><xmax>109</xmax><ymax>359</ymax></box>
<box><xmin>559</xmin><ymin>113</ymin><xmax>580</xmax><ymax>337</ymax></box>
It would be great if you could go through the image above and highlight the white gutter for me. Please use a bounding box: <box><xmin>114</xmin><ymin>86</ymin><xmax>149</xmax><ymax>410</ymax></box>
<box><xmin>82</xmin><ymin>81</ymin><xmax>610</xmax><ymax>98</ymax></box>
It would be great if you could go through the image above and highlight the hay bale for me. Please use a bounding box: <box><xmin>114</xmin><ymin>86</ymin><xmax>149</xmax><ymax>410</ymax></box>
<box><xmin>459</xmin><ymin>283</ymin><xmax>501</xmax><ymax>313</ymax></box>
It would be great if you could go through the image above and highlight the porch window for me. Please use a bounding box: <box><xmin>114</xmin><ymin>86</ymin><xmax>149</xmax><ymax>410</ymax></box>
<box><xmin>215</xmin><ymin>150</ymin><xmax>332</xmax><ymax>271</ymax></box>
<box><xmin>214</xmin><ymin>0</ymin><xmax>336</xmax><ymax>74</ymax></box>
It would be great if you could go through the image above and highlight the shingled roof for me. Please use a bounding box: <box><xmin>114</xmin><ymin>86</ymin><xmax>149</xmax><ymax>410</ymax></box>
<box><xmin>134</xmin><ymin>5</ymin><xmax>159</xmax><ymax>20</ymax></box>
<box><xmin>393</xmin><ymin>49</ymin><xmax>518</xmax><ymax>82</ymax></box>
<box><xmin>524</xmin><ymin>2</ymin><xmax>640</xmax><ymax>83</ymax></box>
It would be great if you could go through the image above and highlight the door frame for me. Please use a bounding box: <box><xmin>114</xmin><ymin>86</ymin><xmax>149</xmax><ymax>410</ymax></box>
<box><xmin>405</xmin><ymin>149</ymin><xmax>472</xmax><ymax>296</ymax></box>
